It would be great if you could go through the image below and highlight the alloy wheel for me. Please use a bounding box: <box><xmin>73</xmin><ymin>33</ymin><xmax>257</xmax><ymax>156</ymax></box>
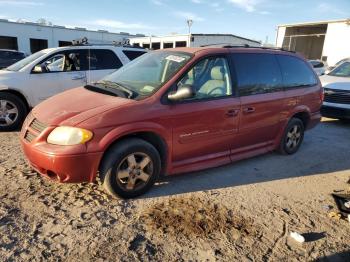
<box><xmin>116</xmin><ymin>152</ymin><xmax>153</xmax><ymax>191</ymax></box>
<box><xmin>286</xmin><ymin>125</ymin><xmax>302</xmax><ymax>150</ymax></box>
<box><xmin>0</xmin><ymin>100</ymin><xmax>19</xmax><ymax>127</ymax></box>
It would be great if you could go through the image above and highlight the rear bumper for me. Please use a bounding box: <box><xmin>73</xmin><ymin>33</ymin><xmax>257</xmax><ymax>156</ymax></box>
<box><xmin>321</xmin><ymin>105</ymin><xmax>350</xmax><ymax>120</ymax></box>
<box><xmin>21</xmin><ymin>140</ymin><xmax>103</xmax><ymax>183</ymax></box>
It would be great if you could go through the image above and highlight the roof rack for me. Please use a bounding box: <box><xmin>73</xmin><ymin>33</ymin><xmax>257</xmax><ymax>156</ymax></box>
<box><xmin>224</xmin><ymin>44</ymin><xmax>296</xmax><ymax>53</ymax></box>
<box><xmin>222</xmin><ymin>44</ymin><xmax>251</xmax><ymax>48</ymax></box>
<box><xmin>71</xmin><ymin>37</ymin><xmax>89</xmax><ymax>46</ymax></box>
<box><xmin>200</xmin><ymin>43</ymin><xmax>296</xmax><ymax>53</ymax></box>
<box><xmin>199</xmin><ymin>43</ymin><xmax>248</xmax><ymax>47</ymax></box>
<box><xmin>70</xmin><ymin>37</ymin><xmax>144</xmax><ymax>49</ymax></box>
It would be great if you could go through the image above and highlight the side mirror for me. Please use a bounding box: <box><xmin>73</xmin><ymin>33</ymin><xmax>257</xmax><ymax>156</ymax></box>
<box><xmin>168</xmin><ymin>85</ymin><xmax>195</xmax><ymax>102</ymax></box>
<box><xmin>32</xmin><ymin>64</ymin><xmax>47</xmax><ymax>73</ymax></box>
<box><xmin>32</xmin><ymin>65</ymin><xmax>43</xmax><ymax>73</ymax></box>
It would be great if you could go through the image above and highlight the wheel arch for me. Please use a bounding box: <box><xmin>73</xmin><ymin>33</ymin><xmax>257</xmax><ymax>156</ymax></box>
<box><xmin>0</xmin><ymin>89</ymin><xmax>30</xmax><ymax>113</ymax></box>
<box><xmin>274</xmin><ymin>108</ymin><xmax>311</xmax><ymax>149</ymax></box>
<box><xmin>98</xmin><ymin>129</ymin><xmax>170</xmax><ymax>178</ymax></box>
<box><xmin>291</xmin><ymin>111</ymin><xmax>310</xmax><ymax>129</ymax></box>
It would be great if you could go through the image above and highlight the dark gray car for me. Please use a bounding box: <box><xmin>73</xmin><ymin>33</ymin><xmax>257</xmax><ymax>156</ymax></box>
<box><xmin>0</xmin><ymin>49</ymin><xmax>26</xmax><ymax>69</ymax></box>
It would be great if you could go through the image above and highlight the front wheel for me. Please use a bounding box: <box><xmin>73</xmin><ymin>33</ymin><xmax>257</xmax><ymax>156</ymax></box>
<box><xmin>0</xmin><ymin>93</ymin><xmax>27</xmax><ymax>131</ymax></box>
<box><xmin>99</xmin><ymin>138</ymin><xmax>161</xmax><ymax>199</ymax></box>
<box><xmin>278</xmin><ymin>118</ymin><xmax>305</xmax><ymax>155</ymax></box>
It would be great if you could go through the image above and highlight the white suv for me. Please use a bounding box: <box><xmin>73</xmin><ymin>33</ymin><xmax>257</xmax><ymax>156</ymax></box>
<box><xmin>320</xmin><ymin>59</ymin><xmax>350</xmax><ymax>121</ymax></box>
<box><xmin>0</xmin><ymin>44</ymin><xmax>146</xmax><ymax>131</ymax></box>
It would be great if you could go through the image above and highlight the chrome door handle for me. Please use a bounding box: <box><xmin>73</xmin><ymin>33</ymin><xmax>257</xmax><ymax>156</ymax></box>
<box><xmin>243</xmin><ymin>107</ymin><xmax>255</xmax><ymax>114</ymax></box>
<box><xmin>72</xmin><ymin>75</ymin><xmax>85</xmax><ymax>80</ymax></box>
<box><xmin>226</xmin><ymin>109</ymin><xmax>240</xmax><ymax>117</ymax></box>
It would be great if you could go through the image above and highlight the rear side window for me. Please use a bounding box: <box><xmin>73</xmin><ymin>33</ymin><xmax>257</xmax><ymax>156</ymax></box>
<box><xmin>231</xmin><ymin>53</ymin><xmax>283</xmax><ymax>96</ymax></box>
<box><xmin>86</xmin><ymin>49</ymin><xmax>123</xmax><ymax>70</ymax></box>
<box><xmin>9</xmin><ymin>52</ymin><xmax>25</xmax><ymax>59</ymax></box>
<box><xmin>277</xmin><ymin>55</ymin><xmax>317</xmax><ymax>88</ymax></box>
<box><xmin>123</xmin><ymin>50</ymin><xmax>146</xmax><ymax>61</ymax></box>
<box><xmin>0</xmin><ymin>51</ymin><xmax>24</xmax><ymax>60</ymax></box>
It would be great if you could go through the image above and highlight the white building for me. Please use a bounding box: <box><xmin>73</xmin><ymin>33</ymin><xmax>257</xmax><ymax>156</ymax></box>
<box><xmin>0</xmin><ymin>19</ymin><xmax>144</xmax><ymax>54</ymax></box>
<box><xmin>276</xmin><ymin>19</ymin><xmax>350</xmax><ymax>66</ymax></box>
<box><xmin>129</xmin><ymin>33</ymin><xmax>261</xmax><ymax>49</ymax></box>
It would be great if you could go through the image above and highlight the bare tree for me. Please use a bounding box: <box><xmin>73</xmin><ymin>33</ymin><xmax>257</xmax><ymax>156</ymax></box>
<box><xmin>36</xmin><ymin>18</ymin><xmax>52</xmax><ymax>26</ymax></box>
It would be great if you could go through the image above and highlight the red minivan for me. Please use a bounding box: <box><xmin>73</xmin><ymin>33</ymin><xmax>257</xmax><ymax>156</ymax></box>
<box><xmin>20</xmin><ymin>47</ymin><xmax>322</xmax><ymax>198</ymax></box>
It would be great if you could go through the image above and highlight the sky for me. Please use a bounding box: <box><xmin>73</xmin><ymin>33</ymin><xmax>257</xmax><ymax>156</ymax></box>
<box><xmin>0</xmin><ymin>0</ymin><xmax>349</xmax><ymax>44</ymax></box>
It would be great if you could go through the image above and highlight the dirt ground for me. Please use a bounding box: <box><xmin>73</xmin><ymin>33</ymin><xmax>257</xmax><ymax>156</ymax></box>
<box><xmin>0</xmin><ymin>118</ymin><xmax>350</xmax><ymax>262</ymax></box>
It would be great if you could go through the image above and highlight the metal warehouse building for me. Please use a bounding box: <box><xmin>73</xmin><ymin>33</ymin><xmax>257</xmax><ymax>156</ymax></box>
<box><xmin>129</xmin><ymin>33</ymin><xmax>261</xmax><ymax>49</ymax></box>
<box><xmin>0</xmin><ymin>19</ymin><xmax>143</xmax><ymax>54</ymax></box>
<box><xmin>276</xmin><ymin>19</ymin><xmax>350</xmax><ymax>66</ymax></box>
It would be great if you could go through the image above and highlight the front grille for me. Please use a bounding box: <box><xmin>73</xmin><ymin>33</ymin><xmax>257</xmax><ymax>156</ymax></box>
<box><xmin>324</xmin><ymin>88</ymin><xmax>350</xmax><ymax>105</ymax></box>
<box><xmin>23</xmin><ymin>115</ymin><xmax>48</xmax><ymax>143</ymax></box>
<box><xmin>30</xmin><ymin>118</ymin><xmax>47</xmax><ymax>133</ymax></box>
<box><xmin>24</xmin><ymin>131</ymin><xmax>36</xmax><ymax>143</ymax></box>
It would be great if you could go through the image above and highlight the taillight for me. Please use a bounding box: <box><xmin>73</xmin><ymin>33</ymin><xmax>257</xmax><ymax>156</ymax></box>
<box><xmin>320</xmin><ymin>87</ymin><xmax>324</xmax><ymax>102</ymax></box>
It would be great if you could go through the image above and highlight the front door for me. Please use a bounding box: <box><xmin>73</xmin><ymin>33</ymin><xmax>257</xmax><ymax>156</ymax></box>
<box><xmin>29</xmin><ymin>53</ymin><xmax>65</xmax><ymax>105</ymax></box>
<box><xmin>29</xmin><ymin>50</ymin><xmax>87</xmax><ymax>106</ymax></box>
<box><xmin>168</xmin><ymin>56</ymin><xmax>241</xmax><ymax>173</ymax></box>
<box><xmin>28</xmin><ymin>71</ymin><xmax>62</xmax><ymax>105</ymax></box>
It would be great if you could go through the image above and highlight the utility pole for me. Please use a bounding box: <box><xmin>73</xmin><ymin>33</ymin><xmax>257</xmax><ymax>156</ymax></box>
<box><xmin>187</xmin><ymin>19</ymin><xmax>193</xmax><ymax>47</ymax></box>
<box><xmin>149</xmin><ymin>34</ymin><xmax>152</xmax><ymax>50</ymax></box>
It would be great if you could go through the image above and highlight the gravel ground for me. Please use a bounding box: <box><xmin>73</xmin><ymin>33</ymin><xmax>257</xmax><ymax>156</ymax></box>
<box><xmin>0</xmin><ymin>118</ymin><xmax>349</xmax><ymax>261</ymax></box>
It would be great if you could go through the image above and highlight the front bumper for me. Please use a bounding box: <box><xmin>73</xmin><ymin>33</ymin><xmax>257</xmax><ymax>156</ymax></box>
<box><xmin>20</xmin><ymin>113</ymin><xmax>103</xmax><ymax>183</ymax></box>
<box><xmin>321</xmin><ymin>105</ymin><xmax>350</xmax><ymax>119</ymax></box>
<box><xmin>21</xmin><ymin>140</ymin><xmax>102</xmax><ymax>183</ymax></box>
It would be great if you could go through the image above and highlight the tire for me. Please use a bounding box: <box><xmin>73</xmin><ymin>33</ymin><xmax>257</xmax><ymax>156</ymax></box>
<box><xmin>278</xmin><ymin>118</ymin><xmax>305</xmax><ymax>155</ymax></box>
<box><xmin>99</xmin><ymin>138</ymin><xmax>161</xmax><ymax>199</ymax></box>
<box><xmin>0</xmin><ymin>92</ymin><xmax>27</xmax><ymax>132</ymax></box>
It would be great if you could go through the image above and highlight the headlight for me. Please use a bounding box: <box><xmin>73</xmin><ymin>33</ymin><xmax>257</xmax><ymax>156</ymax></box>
<box><xmin>47</xmin><ymin>126</ymin><xmax>93</xmax><ymax>146</ymax></box>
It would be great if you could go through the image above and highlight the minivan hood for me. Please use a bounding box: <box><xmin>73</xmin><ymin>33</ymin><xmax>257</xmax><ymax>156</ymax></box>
<box><xmin>32</xmin><ymin>87</ymin><xmax>134</xmax><ymax>126</ymax></box>
<box><xmin>320</xmin><ymin>75</ymin><xmax>350</xmax><ymax>91</ymax></box>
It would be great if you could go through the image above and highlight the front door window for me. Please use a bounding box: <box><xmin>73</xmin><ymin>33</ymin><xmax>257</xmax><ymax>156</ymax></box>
<box><xmin>177</xmin><ymin>57</ymin><xmax>232</xmax><ymax>100</ymax></box>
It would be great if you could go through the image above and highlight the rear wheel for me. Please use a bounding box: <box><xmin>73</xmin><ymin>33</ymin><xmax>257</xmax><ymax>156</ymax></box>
<box><xmin>99</xmin><ymin>138</ymin><xmax>161</xmax><ymax>199</ymax></box>
<box><xmin>0</xmin><ymin>93</ymin><xmax>27</xmax><ymax>131</ymax></box>
<box><xmin>278</xmin><ymin>118</ymin><xmax>304</xmax><ymax>155</ymax></box>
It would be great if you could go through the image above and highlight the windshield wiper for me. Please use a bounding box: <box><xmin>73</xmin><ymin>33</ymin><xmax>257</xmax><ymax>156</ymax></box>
<box><xmin>84</xmin><ymin>84</ymin><xmax>127</xmax><ymax>98</ymax></box>
<box><xmin>97</xmin><ymin>80</ymin><xmax>136</xmax><ymax>99</ymax></box>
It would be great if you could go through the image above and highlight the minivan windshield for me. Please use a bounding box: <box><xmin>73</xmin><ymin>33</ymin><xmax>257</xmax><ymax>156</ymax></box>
<box><xmin>6</xmin><ymin>50</ymin><xmax>49</xmax><ymax>71</ymax></box>
<box><xmin>95</xmin><ymin>51</ymin><xmax>192</xmax><ymax>98</ymax></box>
<box><xmin>328</xmin><ymin>61</ymin><xmax>350</xmax><ymax>77</ymax></box>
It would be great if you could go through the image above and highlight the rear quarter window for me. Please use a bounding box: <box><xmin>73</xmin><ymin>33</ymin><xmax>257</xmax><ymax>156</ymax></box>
<box><xmin>277</xmin><ymin>55</ymin><xmax>317</xmax><ymax>88</ymax></box>
<box><xmin>122</xmin><ymin>50</ymin><xmax>146</xmax><ymax>61</ymax></box>
<box><xmin>231</xmin><ymin>53</ymin><xmax>283</xmax><ymax>96</ymax></box>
